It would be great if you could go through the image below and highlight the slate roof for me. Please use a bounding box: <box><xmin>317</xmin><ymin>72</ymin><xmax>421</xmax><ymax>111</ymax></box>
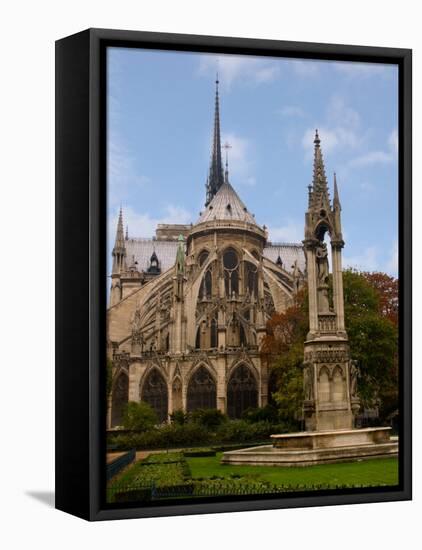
<box><xmin>197</xmin><ymin>182</ymin><xmax>257</xmax><ymax>225</ymax></box>
<box><xmin>264</xmin><ymin>243</ymin><xmax>306</xmax><ymax>272</ymax></box>
<box><xmin>125</xmin><ymin>239</ymin><xmax>180</xmax><ymax>273</ymax></box>
<box><xmin>125</xmin><ymin>237</ymin><xmax>305</xmax><ymax>275</ymax></box>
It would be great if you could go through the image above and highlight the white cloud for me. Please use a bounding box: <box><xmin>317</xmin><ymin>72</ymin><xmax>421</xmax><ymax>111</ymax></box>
<box><xmin>326</xmin><ymin>96</ymin><xmax>361</xmax><ymax>129</ymax></box>
<box><xmin>107</xmin><ymin>134</ymin><xmax>150</xmax><ymax>206</ymax></box>
<box><xmin>301</xmin><ymin>96</ymin><xmax>363</xmax><ymax>157</ymax></box>
<box><xmin>267</xmin><ymin>220</ymin><xmax>303</xmax><ymax>243</ymax></box>
<box><xmin>108</xmin><ymin>204</ymin><xmax>193</xmax><ymax>243</ymax></box>
<box><xmin>221</xmin><ymin>132</ymin><xmax>255</xmax><ymax>186</ymax></box>
<box><xmin>349</xmin><ymin>150</ymin><xmax>393</xmax><ymax>167</ymax></box>
<box><xmin>343</xmin><ymin>247</ymin><xmax>379</xmax><ymax>272</ymax></box>
<box><xmin>334</xmin><ymin>61</ymin><xmax>394</xmax><ymax>78</ymax></box>
<box><xmin>198</xmin><ymin>54</ymin><xmax>279</xmax><ymax>89</ymax></box>
<box><xmin>290</xmin><ymin>60</ymin><xmax>320</xmax><ymax>77</ymax></box>
<box><xmin>348</xmin><ymin>128</ymin><xmax>398</xmax><ymax>168</ymax></box>
<box><xmin>388</xmin><ymin>129</ymin><xmax>398</xmax><ymax>154</ymax></box>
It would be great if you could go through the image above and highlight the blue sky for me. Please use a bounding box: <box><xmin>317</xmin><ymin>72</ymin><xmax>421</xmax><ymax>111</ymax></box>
<box><xmin>107</xmin><ymin>47</ymin><xmax>398</xmax><ymax>277</ymax></box>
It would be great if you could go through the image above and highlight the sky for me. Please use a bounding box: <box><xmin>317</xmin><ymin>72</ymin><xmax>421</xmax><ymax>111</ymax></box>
<box><xmin>107</xmin><ymin>47</ymin><xmax>398</xmax><ymax>278</ymax></box>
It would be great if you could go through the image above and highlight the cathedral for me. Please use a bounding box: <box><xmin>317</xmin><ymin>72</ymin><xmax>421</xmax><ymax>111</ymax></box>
<box><xmin>106</xmin><ymin>79</ymin><xmax>350</xmax><ymax>429</ymax></box>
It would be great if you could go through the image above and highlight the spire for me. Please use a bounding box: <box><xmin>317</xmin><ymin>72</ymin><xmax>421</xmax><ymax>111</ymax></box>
<box><xmin>125</xmin><ymin>224</ymin><xmax>129</xmax><ymax>240</ymax></box>
<box><xmin>205</xmin><ymin>77</ymin><xmax>225</xmax><ymax>206</ymax></box>
<box><xmin>309</xmin><ymin>129</ymin><xmax>330</xmax><ymax>210</ymax></box>
<box><xmin>112</xmin><ymin>207</ymin><xmax>127</xmax><ymax>274</ymax></box>
<box><xmin>114</xmin><ymin>207</ymin><xmax>125</xmax><ymax>248</ymax></box>
<box><xmin>333</xmin><ymin>172</ymin><xmax>341</xmax><ymax>210</ymax></box>
<box><xmin>223</xmin><ymin>141</ymin><xmax>231</xmax><ymax>184</ymax></box>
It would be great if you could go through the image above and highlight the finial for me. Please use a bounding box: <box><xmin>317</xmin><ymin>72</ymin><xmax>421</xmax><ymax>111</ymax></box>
<box><xmin>333</xmin><ymin>171</ymin><xmax>341</xmax><ymax>210</ymax></box>
<box><xmin>223</xmin><ymin>141</ymin><xmax>231</xmax><ymax>183</ymax></box>
<box><xmin>314</xmin><ymin>129</ymin><xmax>320</xmax><ymax>146</ymax></box>
<box><xmin>307</xmin><ymin>183</ymin><xmax>313</xmax><ymax>207</ymax></box>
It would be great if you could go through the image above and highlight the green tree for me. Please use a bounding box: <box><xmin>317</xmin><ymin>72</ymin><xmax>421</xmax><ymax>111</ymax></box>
<box><xmin>262</xmin><ymin>289</ymin><xmax>308</xmax><ymax>425</ymax></box>
<box><xmin>342</xmin><ymin>270</ymin><xmax>398</xmax><ymax>415</ymax></box>
<box><xmin>122</xmin><ymin>401</ymin><xmax>158</xmax><ymax>431</ymax></box>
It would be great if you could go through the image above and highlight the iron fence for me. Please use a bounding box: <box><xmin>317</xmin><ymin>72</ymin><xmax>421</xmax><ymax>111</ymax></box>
<box><xmin>106</xmin><ymin>448</ymin><xmax>136</xmax><ymax>481</ymax></box>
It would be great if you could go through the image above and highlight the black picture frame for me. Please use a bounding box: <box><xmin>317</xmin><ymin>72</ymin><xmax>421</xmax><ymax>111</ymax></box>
<box><xmin>55</xmin><ymin>28</ymin><xmax>412</xmax><ymax>521</ymax></box>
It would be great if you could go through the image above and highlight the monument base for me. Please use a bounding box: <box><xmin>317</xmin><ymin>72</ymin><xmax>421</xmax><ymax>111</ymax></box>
<box><xmin>221</xmin><ymin>427</ymin><xmax>398</xmax><ymax>467</ymax></box>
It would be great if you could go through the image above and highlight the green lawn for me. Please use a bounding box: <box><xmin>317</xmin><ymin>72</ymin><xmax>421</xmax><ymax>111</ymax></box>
<box><xmin>186</xmin><ymin>453</ymin><xmax>399</xmax><ymax>488</ymax></box>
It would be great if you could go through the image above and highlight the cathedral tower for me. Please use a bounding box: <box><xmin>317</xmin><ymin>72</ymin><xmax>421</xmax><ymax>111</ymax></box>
<box><xmin>205</xmin><ymin>78</ymin><xmax>225</xmax><ymax>206</ymax></box>
<box><xmin>303</xmin><ymin>131</ymin><xmax>360</xmax><ymax>431</ymax></box>
<box><xmin>110</xmin><ymin>207</ymin><xmax>127</xmax><ymax>307</ymax></box>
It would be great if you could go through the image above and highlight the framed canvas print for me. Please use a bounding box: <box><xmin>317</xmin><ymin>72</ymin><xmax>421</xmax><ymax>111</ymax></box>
<box><xmin>55</xmin><ymin>28</ymin><xmax>412</xmax><ymax>521</ymax></box>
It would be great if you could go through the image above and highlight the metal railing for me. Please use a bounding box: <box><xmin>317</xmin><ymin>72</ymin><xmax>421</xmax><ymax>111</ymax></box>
<box><xmin>106</xmin><ymin>448</ymin><xmax>136</xmax><ymax>481</ymax></box>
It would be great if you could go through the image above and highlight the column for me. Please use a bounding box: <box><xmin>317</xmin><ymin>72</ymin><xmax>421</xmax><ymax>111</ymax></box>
<box><xmin>305</xmin><ymin>247</ymin><xmax>319</xmax><ymax>333</ymax></box>
<box><xmin>331</xmin><ymin>245</ymin><xmax>345</xmax><ymax>331</ymax></box>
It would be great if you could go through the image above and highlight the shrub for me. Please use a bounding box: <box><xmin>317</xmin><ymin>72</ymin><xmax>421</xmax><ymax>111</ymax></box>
<box><xmin>242</xmin><ymin>404</ymin><xmax>280</xmax><ymax>424</ymax></box>
<box><xmin>189</xmin><ymin>408</ymin><xmax>228</xmax><ymax>430</ymax></box>
<box><xmin>122</xmin><ymin>401</ymin><xmax>158</xmax><ymax>432</ymax></box>
<box><xmin>170</xmin><ymin>409</ymin><xmax>188</xmax><ymax>425</ymax></box>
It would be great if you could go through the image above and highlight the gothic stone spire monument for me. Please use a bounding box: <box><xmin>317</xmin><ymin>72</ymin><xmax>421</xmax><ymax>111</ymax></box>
<box><xmin>302</xmin><ymin>131</ymin><xmax>360</xmax><ymax>431</ymax></box>
<box><xmin>222</xmin><ymin>131</ymin><xmax>398</xmax><ymax>466</ymax></box>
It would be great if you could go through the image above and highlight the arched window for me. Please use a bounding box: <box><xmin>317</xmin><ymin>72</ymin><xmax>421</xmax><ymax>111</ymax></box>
<box><xmin>227</xmin><ymin>364</ymin><xmax>258</xmax><ymax>419</ymax></box>
<box><xmin>141</xmin><ymin>369</ymin><xmax>168</xmax><ymax>423</ymax></box>
<box><xmin>332</xmin><ymin>366</ymin><xmax>345</xmax><ymax>402</ymax></box>
<box><xmin>245</xmin><ymin>261</ymin><xmax>258</xmax><ymax>296</ymax></box>
<box><xmin>210</xmin><ymin>317</ymin><xmax>218</xmax><ymax>348</ymax></box>
<box><xmin>172</xmin><ymin>378</ymin><xmax>183</xmax><ymax>412</ymax></box>
<box><xmin>198</xmin><ymin>250</ymin><xmax>209</xmax><ymax>267</ymax></box>
<box><xmin>200</xmin><ymin>269</ymin><xmax>212</xmax><ymax>299</ymax></box>
<box><xmin>187</xmin><ymin>366</ymin><xmax>216</xmax><ymax>412</ymax></box>
<box><xmin>111</xmin><ymin>372</ymin><xmax>129</xmax><ymax>427</ymax></box>
<box><xmin>223</xmin><ymin>248</ymin><xmax>239</xmax><ymax>297</ymax></box>
<box><xmin>318</xmin><ymin>367</ymin><xmax>330</xmax><ymax>403</ymax></box>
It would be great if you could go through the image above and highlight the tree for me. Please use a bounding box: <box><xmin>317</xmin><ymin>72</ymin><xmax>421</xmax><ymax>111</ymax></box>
<box><xmin>261</xmin><ymin>289</ymin><xmax>308</xmax><ymax>425</ymax></box>
<box><xmin>122</xmin><ymin>401</ymin><xmax>158</xmax><ymax>431</ymax></box>
<box><xmin>362</xmin><ymin>271</ymin><xmax>398</xmax><ymax>327</ymax></box>
<box><xmin>343</xmin><ymin>270</ymin><xmax>398</xmax><ymax>417</ymax></box>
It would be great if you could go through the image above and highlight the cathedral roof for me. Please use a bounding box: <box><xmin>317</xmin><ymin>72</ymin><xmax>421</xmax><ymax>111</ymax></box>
<box><xmin>197</xmin><ymin>182</ymin><xmax>258</xmax><ymax>225</ymax></box>
<box><xmin>263</xmin><ymin>243</ymin><xmax>306</xmax><ymax>272</ymax></box>
<box><xmin>125</xmin><ymin>239</ymin><xmax>179</xmax><ymax>273</ymax></box>
<box><xmin>124</xmin><ymin>236</ymin><xmax>305</xmax><ymax>275</ymax></box>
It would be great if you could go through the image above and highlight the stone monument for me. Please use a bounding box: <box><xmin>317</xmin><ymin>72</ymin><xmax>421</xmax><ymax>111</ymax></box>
<box><xmin>222</xmin><ymin>131</ymin><xmax>398</xmax><ymax>466</ymax></box>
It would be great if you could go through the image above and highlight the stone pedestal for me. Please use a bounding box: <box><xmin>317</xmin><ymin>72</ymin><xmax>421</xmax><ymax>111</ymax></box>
<box><xmin>221</xmin><ymin>427</ymin><xmax>398</xmax><ymax>466</ymax></box>
<box><xmin>303</xmin><ymin>334</ymin><xmax>356</xmax><ymax>432</ymax></box>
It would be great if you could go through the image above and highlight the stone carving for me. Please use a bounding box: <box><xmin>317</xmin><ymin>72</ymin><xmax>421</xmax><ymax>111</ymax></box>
<box><xmin>291</xmin><ymin>260</ymin><xmax>302</xmax><ymax>293</ymax></box>
<box><xmin>131</xmin><ymin>306</ymin><xmax>143</xmax><ymax>354</ymax></box>
<box><xmin>315</xmin><ymin>242</ymin><xmax>331</xmax><ymax>313</ymax></box>
<box><xmin>316</xmin><ymin>242</ymin><xmax>329</xmax><ymax>284</ymax></box>
<box><xmin>349</xmin><ymin>360</ymin><xmax>359</xmax><ymax>399</ymax></box>
<box><xmin>304</xmin><ymin>349</ymin><xmax>348</xmax><ymax>364</ymax></box>
<box><xmin>303</xmin><ymin>364</ymin><xmax>314</xmax><ymax>401</ymax></box>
